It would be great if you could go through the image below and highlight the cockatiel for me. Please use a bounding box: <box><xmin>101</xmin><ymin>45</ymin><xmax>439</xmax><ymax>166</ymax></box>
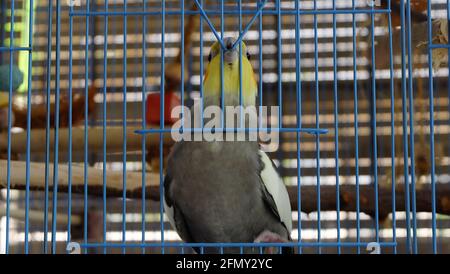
<box><xmin>163</xmin><ymin>37</ymin><xmax>293</xmax><ymax>254</ymax></box>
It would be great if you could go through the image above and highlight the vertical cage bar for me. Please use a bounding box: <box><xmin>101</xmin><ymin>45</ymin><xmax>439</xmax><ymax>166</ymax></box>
<box><xmin>370</xmin><ymin>0</ymin><xmax>380</xmax><ymax>245</ymax></box>
<box><xmin>220</xmin><ymin>0</ymin><xmax>224</xmax><ymax>130</ymax></box>
<box><xmin>122</xmin><ymin>0</ymin><xmax>128</xmax><ymax>254</ymax></box>
<box><xmin>4</xmin><ymin>0</ymin><xmax>15</xmax><ymax>255</ymax></box>
<box><xmin>103</xmin><ymin>0</ymin><xmax>110</xmax><ymax>254</ymax></box>
<box><xmin>427</xmin><ymin>0</ymin><xmax>437</xmax><ymax>254</ymax></box>
<box><xmin>179</xmin><ymin>0</ymin><xmax>185</xmax><ymax>253</ymax></box>
<box><xmin>313</xmin><ymin>0</ymin><xmax>321</xmax><ymax>254</ymax></box>
<box><xmin>276</xmin><ymin>0</ymin><xmax>282</xmax><ymax>130</ymax></box>
<box><xmin>446</xmin><ymin>0</ymin><xmax>450</xmax><ymax>255</ymax></box>
<box><xmin>238</xmin><ymin>0</ymin><xmax>243</xmax><ymax>128</ymax></box>
<box><xmin>200</xmin><ymin>0</ymin><xmax>204</xmax><ymax>128</ymax></box>
<box><xmin>294</xmin><ymin>0</ymin><xmax>302</xmax><ymax>254</ymax></box>
<box><xmin>159</xmin><ymin>0</ymin><xmax>166</xmax><ymax>254</ymax></box>
<box><xmin>219</xmin><ymin>0</ymin><xmax>224</xmax><ymax>254</ymax></box>
<box><xmin>24</xmin><ymin>0</ymin><xmax>34</xmax><ymax>255</ymax></box>
<box><xmin>351</xmin><ymin>0</ymin><xmax>361</xmax><ymax>254</ymax></box>
<box><xmin>180</xmin><ymin>0</ymin><xmax>185</xmax><ymax>136</ymax></box>
<box><xmin>447</xmin><ymin>0</ymin><xmax>450</xmax><ymax>194</ymax></box>
<box><xmin>258</xmin><ymin>0</ymin><xmax>264</xmax><ymax>252</ymax></box>
<box><xmin>448</xmin><ymin>0</ymin><xmax>450</xmax><ymax>119</ymax></box>
<box><xmin>399</xmin><ymin>0</ymin><xmax>412</xmax><ymax>254</ymax></box>
<box><xmin>84</xmin><ymin>0</ymin><xmax>91</xmax><ymax>254</ymax></box>
<box><xmin>141</xmin><ymin>0</ymin><xmax>146</xmax><ymax>255</ymax></box>
<box><xmin>332</xmin><ymin>0</ymin><xmax>341</xmax><ymax>254</ymax></box>
<box><xmin>199</xmin><ymin>0</ymin><xmax>204</xmax><ymax>128</ymax></box>
<box><xmin>43</xmin><ymin>0</ymin><xmax>53</xmax><ymax>254</ymax></box>
<box><xmin>387</xmin><ymin>0</ymin><xmax>397</xmax><ymax>254</ymax></box>
<box><xmin>405</xmin><ymin>0</ymin><xmax>418</xmax><ymax>254</ymax></box>
<box><xmin>258</xmin><ymin>0</ymin><xmax>263</xmax><ymax>128</ymax></box>
<box><xmin>67</xmin><ymin>0</ymin><xmax>74</xmax><ymax>253</ymax></box>
<box><xmin>51</xmin><ymin>0</ymin><xmax>61</xmax><ymax>254</ymax></box>
<box><xmin>8</xmin><ymin>0</ymin><xmax>23</xmax><ymax>252</ymax></box>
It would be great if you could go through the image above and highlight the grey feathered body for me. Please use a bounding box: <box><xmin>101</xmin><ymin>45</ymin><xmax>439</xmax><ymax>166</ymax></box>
<box><xmin>165</xmin><ymin>140</ymin><xmax>290</xmax><ymax>253</ymax></box>
<box><xmin>165</xmin><ymin>37</ymin><xmax>291</xmax><ymax>253</ymax></box>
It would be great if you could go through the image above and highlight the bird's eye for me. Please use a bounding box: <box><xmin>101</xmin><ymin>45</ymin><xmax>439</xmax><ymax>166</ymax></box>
<box><xmin>208</xmin><ymin>53</ymin><xmax>212</xmax><ymax>62</ymax></box>
<box><xmin>246</xmin><ymin>51</ymin><xmax>251</xmax><ymax>60</ymax></box>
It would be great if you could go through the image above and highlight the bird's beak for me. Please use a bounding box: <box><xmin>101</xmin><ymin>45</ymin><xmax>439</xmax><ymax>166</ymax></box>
<box><xmin>223</xmin><ymin>38</ymin><xmax>238</xmax><ymax>65</ymax></box>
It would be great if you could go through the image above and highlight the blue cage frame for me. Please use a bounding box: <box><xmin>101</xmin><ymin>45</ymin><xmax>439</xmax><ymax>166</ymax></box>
<box><xmin>0</xmin><ymin>0</ymin><xmax>447</xmax><ymax>254</ymax></box>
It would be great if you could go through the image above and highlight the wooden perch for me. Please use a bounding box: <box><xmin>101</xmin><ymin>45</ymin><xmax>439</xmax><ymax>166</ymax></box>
<box><xmin>0</xmin><ymin>126</ymin><xmax>173</xmax><ymax>154</ymax></box>
<box><xmin>1</xmin><ymin>160</ymin><xmax>449</xmax><ymax>218</ymax></box>
<box><xmin>0</xmin><ymin>207</ymin><xmax>82</xmax><ymax>226</ymax></box>
<box><xmin>0</xmin><ymin>160</ymin><xmax>160</xmax><ymax>198</ymax></box>
<box><xmin>286</xmin><ymin>184</ymin><xmax>450</xmax><ymax>220</ymax></box>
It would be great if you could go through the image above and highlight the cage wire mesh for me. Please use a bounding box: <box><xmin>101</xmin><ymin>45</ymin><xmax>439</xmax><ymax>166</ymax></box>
<box><xmin>0</xmin><ymin>0</ymin><xmax>449</xmax><ymax>254</ymax></box>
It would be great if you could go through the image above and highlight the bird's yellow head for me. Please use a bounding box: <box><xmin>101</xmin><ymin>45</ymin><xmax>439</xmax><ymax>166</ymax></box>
<box><xmin>203</xmin><ymin>37</ymin><xmax>258</xmax><ymax>107</ymax></box>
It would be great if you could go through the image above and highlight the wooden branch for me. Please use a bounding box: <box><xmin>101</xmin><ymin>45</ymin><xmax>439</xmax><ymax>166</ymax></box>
<box><xmin>0</xmin><ymin>160</ymin><xmax>160</xmax><ymax>199</ymax></box>
<box><xmin>0</xmin><ymin>207</ymin><xmax>82</xmax><ymax>226</ymax></box>
<box><xmin>286</xmin><ymin>184</ymin><xmax>450</xmax><ymax>219</ymax></box>
<box><xmin>0</xmin><ymin>126</ymin><xmax>173</xmax><ymax>154</ymax></box>
<box><xmin>128</xmin><ymin>184</ymin><xmax>450</xmax><ymax>219</ymax></box>
<box><xmin>2</xmin><ymin>161</ymin><xmax>449</xmax><ymax>218</ymax></box>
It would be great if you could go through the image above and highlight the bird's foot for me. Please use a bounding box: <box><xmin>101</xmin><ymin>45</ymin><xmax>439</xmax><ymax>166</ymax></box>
<box><xmin>254</xmin><ymin>230</ymin><xmax>288</xmax><ymax>254</ymax></box>
<box><xmin>254</xmin><ymin>230</ymin><xmax>287</xmax><ymax>243</ymax></box>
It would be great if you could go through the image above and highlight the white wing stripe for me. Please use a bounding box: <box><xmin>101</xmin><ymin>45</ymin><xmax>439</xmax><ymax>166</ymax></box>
<box><xmin>163</xmin><ymin>182</ymin><xmax>177</xmax><ymax>232</ymax></box>
<box><xmin>259</xmin><ymin>150</ymin><xmax>293</xmax><ymax>232</ymax></box>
